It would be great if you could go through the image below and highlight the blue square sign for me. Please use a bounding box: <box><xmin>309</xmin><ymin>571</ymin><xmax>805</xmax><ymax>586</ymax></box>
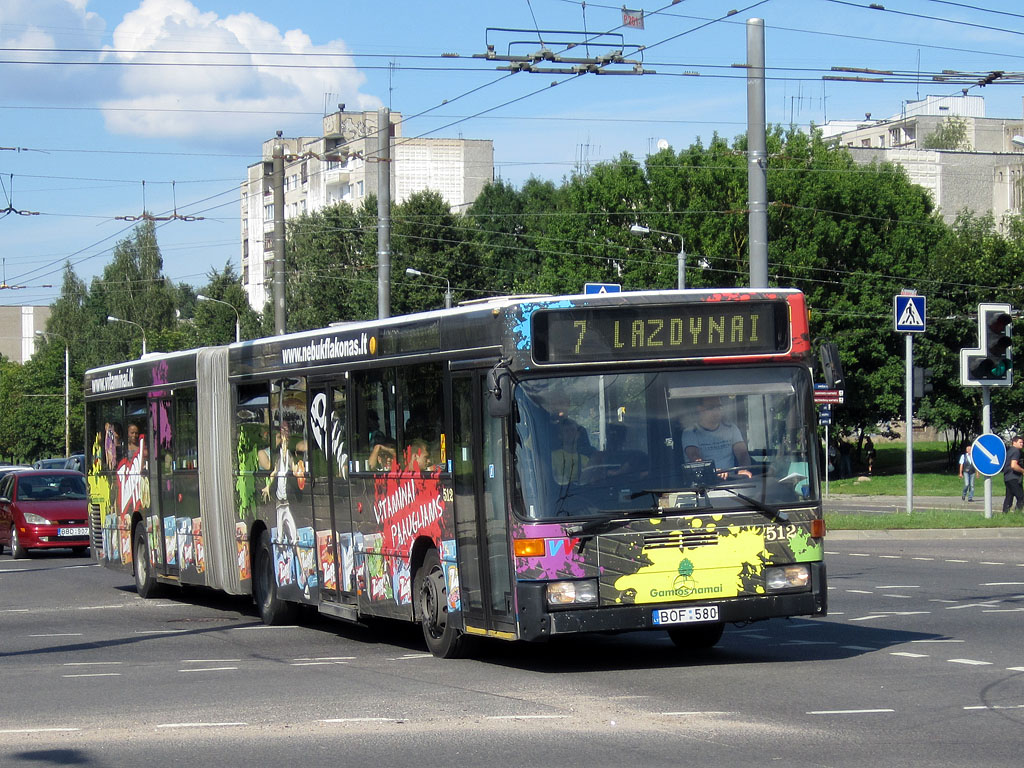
<box><xmin>894</xmin><ymin>294</ymin><xmax>926</xmax><ymax>333</ymax></box>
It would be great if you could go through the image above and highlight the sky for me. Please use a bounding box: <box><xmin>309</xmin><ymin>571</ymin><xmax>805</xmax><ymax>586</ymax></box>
<box><xmin>1</xmin><ymin>0</ymin><xmax>1022</xmax><ymax>309</ymax></box>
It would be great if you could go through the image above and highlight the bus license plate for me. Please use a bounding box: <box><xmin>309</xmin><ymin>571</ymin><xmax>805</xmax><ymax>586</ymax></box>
<box><xmin>58</xmin><ymin>527</ymin><xmax>89</xmax><ymax>537</ymax></box>
<box><xmin>652</xmin><ymin>605</ymin><xmax>719</xmax><ymax>626</ymax></box>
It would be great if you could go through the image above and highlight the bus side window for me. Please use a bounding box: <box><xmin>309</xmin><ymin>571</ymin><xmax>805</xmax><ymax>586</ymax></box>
<box><xmin>398</xmin><ymin>362</ymin><xmax>445</xmax><ymax>472</ymax></box>
<box><xmin>353</xmin><ymin>369</ymin><xmax>397</xmax><ymax>472</ymax></box>
<box><xmin>236</xmin><ymin>383</ymin><xmax>271</xmax><ymax>472</ymax></box>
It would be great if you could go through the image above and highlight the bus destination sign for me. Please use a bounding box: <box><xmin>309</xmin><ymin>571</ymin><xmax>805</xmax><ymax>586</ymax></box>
<box><xmin>532</xmin><ymin>301</ymin><xmax>788</xmax><ymax>363</ymax></box>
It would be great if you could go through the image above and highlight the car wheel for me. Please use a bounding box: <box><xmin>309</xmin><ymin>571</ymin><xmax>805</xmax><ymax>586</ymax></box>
<box><xmin>414</xmin><ymin>548</ymin><xmax>465</xmax><ymax>658</ymax></box>
<box><xmin>11</xmin><ymin>525</ymin><xmax>28</xmax><ymax>558</ymax></box>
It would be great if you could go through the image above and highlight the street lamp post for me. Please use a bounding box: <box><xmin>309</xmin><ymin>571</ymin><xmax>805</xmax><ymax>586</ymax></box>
<box><xmin>197</xmin><ymin>294</ymin><xmax>241</xmax><ymax>343</ymax></box>
<box><xmin>35</xmin><ymin>331</ymin><xmax>69</xmax><ymax>459</ymax></box>
<box><xmin>405</xmin><ymin>267</ymin><xmax>452</xmax><ymax>309</ymax></box>
<box><xmin>107</xmin><ymin>316</ymin><xmax>147</xmax><ymax>357</ymax></box>
<box><xmin>630</xmin><ymin>224</ymin><xmax>686</xmax><ymax>290</ymax></box>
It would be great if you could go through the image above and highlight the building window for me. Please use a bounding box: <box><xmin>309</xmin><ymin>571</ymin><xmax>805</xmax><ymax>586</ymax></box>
<box><xmin>861</xmin><ymin>138</ymin><xmax>871</xmax><ymax>147</ymax></box>
<box><xmin>264</xmin><ymin>203</ymin><xmax>274</xmax><ymax>220</ymax></box>
<box><xmin>889</xmin><ymin>128</ymin><xmax>900</xmax><ymax>146</ymax></box>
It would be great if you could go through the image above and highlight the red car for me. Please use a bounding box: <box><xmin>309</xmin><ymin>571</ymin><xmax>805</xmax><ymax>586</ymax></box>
<box><xmin>0</xmin><ymin>470</ymin><xmax>90</xmax><ymax>558</ymax></box>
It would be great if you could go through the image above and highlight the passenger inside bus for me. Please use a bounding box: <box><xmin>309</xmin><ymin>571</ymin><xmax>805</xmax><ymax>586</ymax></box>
<box><xmin>551</xmin><ymin>414</ymin><xmax>591</xmax><ymax>485</ymax></box>
<box><xmin>582</xmin><ymin>423</ymin><xmax>649</xmax><ymax>484</ymax></box>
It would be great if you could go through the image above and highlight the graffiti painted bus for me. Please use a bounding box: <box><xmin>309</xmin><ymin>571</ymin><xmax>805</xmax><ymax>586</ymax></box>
<box><xmin>85</xmin><ymin>288</ymin><xmax>826</xmax><ymax>657</ymax></box>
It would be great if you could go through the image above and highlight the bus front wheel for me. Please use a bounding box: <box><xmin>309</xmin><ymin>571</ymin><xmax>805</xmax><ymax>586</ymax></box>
<box><xmin>415</xmin><ymin>549</ymin><xmax>465</xmax><ymax>658</ymax></box>
<box><xmin>253</xmin><ymin>530</ymin><xmax>297</xmax><ymax>625</ymax></box>
<box><xmin>667</xmin><ymin>621</ymin><xmax>724</xmax><ymax>651</ymax></box>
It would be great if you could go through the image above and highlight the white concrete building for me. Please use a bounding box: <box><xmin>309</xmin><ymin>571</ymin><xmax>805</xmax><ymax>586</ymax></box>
<box><xmin>822</xmin><ymin>95</ymin><xmax>1024</xmax><ymax>225</ymax></box>
<box><xmin>240</xmin><ymin>110</ymin><xmax>494</xmax><ymax>310</ymax></box>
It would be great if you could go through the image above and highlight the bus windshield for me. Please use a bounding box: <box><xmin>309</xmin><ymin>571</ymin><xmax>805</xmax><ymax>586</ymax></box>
<box><xmin>512</xmin><ymin>366</ymin><xmax>818</xmax><ymax>520</ymax></box>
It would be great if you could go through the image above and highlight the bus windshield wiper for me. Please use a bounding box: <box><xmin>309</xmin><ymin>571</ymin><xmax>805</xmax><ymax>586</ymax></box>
<box><xmin>565</xmin><ymin>508</ymin><xmax>654</xmax><ymax>537</ymax></box>
<box><xmin>695</xmin><ymin>484</ymin><xmax>789</xmax><ymax>523</ymax></box>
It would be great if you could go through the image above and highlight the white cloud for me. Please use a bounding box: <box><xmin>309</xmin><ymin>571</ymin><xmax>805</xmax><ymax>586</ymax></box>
<box><xmin>99</xmin><ymin>0</ymin><xmax>380</xmax><ymax>140</ymax></box>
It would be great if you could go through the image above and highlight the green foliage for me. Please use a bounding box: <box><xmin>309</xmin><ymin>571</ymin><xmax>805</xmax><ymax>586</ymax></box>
<box><xmin>921</xmin><ymin>117</ymin><xmax>970</xmax><ymax>150</ymax></box>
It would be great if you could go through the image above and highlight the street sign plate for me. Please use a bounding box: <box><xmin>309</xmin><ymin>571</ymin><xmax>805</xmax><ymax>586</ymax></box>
<box><xmin>584</xmin><ymin>283</ymin><xmax>622</xmax><ymax>294</ymax></box>
<box><xmin>813</xmin><ymin>389</ymin><xmax>844</xmax><ymax>404</ymax></box>
<box><xmin>971</xmin><ymin>433</ymin><xmax>1006</xmax><ymax>477</ymax></box>
<box><xmin>894</xmin><ymin>294</ymin><xmax>926</xmax><ymax>333</ymax></box>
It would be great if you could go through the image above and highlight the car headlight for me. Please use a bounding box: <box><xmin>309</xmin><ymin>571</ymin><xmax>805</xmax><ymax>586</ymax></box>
<box><xmin>545</xmin><ymin>579</ymin><xmax>599</xmax><ymax>607</ymax></box>
<box><xmin>22</xmin><ymin>512</ymin><xmax>52</xmax><ymax>525</ymax></box>
<box><xmin>765</xmin><ymin>564</ymin><xmax>810</xmax><ymax>592</ymax></box>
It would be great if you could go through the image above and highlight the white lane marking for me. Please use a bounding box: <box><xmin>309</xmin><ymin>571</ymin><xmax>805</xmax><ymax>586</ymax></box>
<box><xmin>182</xmin><ymin>659</ymin><xmax>242</xmax><ymax>663</ymax></box>
<box><xmin>850</xmin><ymin>615</ymin><xmax>888</xmax><ymax>622</ymax></box>
<box><xmin>0</xmin><ymin>608</ymin><xmax>30</xmax><ymax>612</ymax></box>
<box><xmin>0</xmin><ymin>728</ymin><xmax>81</xmax><ymax>734</ymax></box>
<box><xmin>134</xmin><ymin>629</ymin><xmax>190</xmax><ymax>634</ymax></box>
<box><xmin>233</xmin><ymin>625</ymin><xmax>299</xmax><ymax>630</ymax></box>
<box><xmin>77</xmin><ymin>605</ymin><xmax>129</xmax><ymax>610</ymax></box>
<box><xmin>485</xmin><ymin>715</ymin><xmax>569</xmax><ymax>720</ymax></box>
<box><xmin>177</xmin><ymin>666</ymin><xmax>239</xmax><ymax>673</ymax></box>
<box><xmin>1007</xmin><ymin>667</ymin><xmax>1024</xmax><ymax>672</ymax></box>
<box><xmin>320</xmin><ymin>717</ymin><xmax>406</xmax><ymax>723</ymax></box>
<box><xmin>946</xmin><ymin>602</ymin><xmax>999</xmax><ymax>610</ymax></box>
<box><xmin>945</xmin><ymin>559</ymin><xmax>969</xmax><ymax>563</ymax></box>
<box><xmin>660</xmin><ymin>711</ymin><xmax>736</xmax><ymax>716</ymax></box>
<box><xmin>849</xmin><ymin>553</ymin><xmax>871</xmax><ymax>557</ymax></box>
<box><xmin>0</xmin><ymin>569</ymin><xmax>30</xmax><ymax>573</ymax></box>
<box><xmin>982</xmin><ymin>582</ymin><xmax>1024</xmax><ymax>586</ymax></box>
<box><xmin>807</xmin><ymin>709</ymin><xmax>895</xmax><ymax>715</ymax></box>
<box><xmin>290</xmin><ymin>661</ymin><xmax>349</xmax><ymax>666</ymax></box>
<box><xmin>911</xmin><ymin>639</ymin><xmax>963</xmax><ymax>644</ymax></box>
<box><xmin>882</xmin><ymin>594</ymin><xmax>913</xmax><ymax>599</ymax></box>
<box><xmin>874</xmin><ymin>611</ymin><xmax>930</xmax><ymax>616</ymax></box>
<box><xmin>878</xmin><ymin>555</ymin><xmax>902</xmax><ymax>559</ymax></box>
<box><xmin>157</xmin><ymin>722</ymin><xmax>248</xmax><ymax>729</ymax></box>
<box><xmin>877</xmin><ymin>585</ymin><xmax>920</xmax><ymax>589</ymax></box>
<box><xmin>912</xmin><ymin>557</ymin><xmax>935</xmax><ymax>561</ymax></box>
<box><xmin>392</xmin><ymin>653</ymin><xmax>432</xmax><ymax>660</ymax></box>
<box><xmin>983</xmin><ymin>608</ymin><xmax>1024</xmax><ymax>613</ymax></box>
<box><xmin>980</xmin><ymin>562</ymin><xmax>1005</xmax><ymax>566</ymax></box>
<box><xmin>891</xmin><ymin>652</ymin><xmax>929</xmax><ymax>658</ymax></box>
<box><xmin>948</xmin><ymin>659</ymin><xmax>993</xmax><ymax>666</ymax></box>
<box><xmin>293</xmin><ymin>657</ymin><xmax>355</xmax><ymax>662</ymax></box>
<box><xmin>31</xmin><ymin>633</ymin><xmax>83</xmax><ymax>637</ymax></box>
<box><xmin>964</xmin><ymin>704</ymin><xmax>1024</xmax><ymax>710</ymax></box>
<box><xmin>846</xmin><ymin>589</ymin><xmax>873</xmax><ymax>594</ymax></box>
<box><xmin>62</xmin><ymin>673</ymin><xmax>122</xmax><ymax>678</ymax></box>
<box><xmin>63</xmin><ymin>662</ymin><xmax>123</xmax><ymax>666</ymax></box>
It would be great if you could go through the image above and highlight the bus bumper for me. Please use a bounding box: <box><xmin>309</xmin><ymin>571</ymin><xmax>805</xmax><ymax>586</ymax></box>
<box><xmin>516</xmin><ymin>562</ymin><xmax>827</xmax><ymax>642</ymax></box>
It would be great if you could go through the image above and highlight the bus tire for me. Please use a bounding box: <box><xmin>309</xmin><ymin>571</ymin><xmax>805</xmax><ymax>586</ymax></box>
<box><xmin>414</xmin><ymin>548</ymin><xmax>465</xmax><ymax>659</ymax></box>
<box><xmin>667</xmin><ymin>621</ymin><xmax>724</xmax><ymax>651</ymax></box>
<box><xmin>133</xmin><ymin>523</ymin><xmax>162</xmax><ymax>599</ymax></box>
<box><xmin>253</xmin><ymin>530</ymin><xmax>297</xmax><ymax>626</ymax></box>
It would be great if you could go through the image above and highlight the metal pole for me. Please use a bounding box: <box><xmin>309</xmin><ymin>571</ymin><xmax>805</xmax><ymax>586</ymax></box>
<box><xmin>64</xmin><ymin>344</ymin><xmax>69</xmax><ymax>459</ymax></box>
<box><xmin>377</xmin><ymin>107</ymin><xmax>392</xmax><ymax>320</ymax></box>
<box><xmin>677</xmin><ymin>238</ymin><xmax>686</xmax><ymax>290</ymax></box>
<box><xmin>906</xmin><ymin>333</ymin><xmax>914</xmax><ymax>514</ymax></box>
<box><xmin>272</xmin><ymin>136</ymin><xmax>286</xmax><ymax>335</ymax></box>
<box><xmin>746</xmin><ymin>18</ymin><xmax>769</xmax><ymax>288</ymax></box>
<box><xmin>982</xmin><ymin>386</ymin><xmax>992</xmax><ymax>519</ymax></box>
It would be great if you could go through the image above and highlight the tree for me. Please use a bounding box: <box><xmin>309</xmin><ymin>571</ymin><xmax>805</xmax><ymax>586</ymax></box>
<box><xmin>921</xmin><ymin>117</ymin><xmax>971</xmax><ymax>150</ymax></box>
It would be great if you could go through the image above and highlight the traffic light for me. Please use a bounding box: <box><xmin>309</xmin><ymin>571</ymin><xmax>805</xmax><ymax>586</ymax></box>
<box><xmin>960</xmin><ymin>302</ymin><xmax>1013</xmax><ymax>387</ymax></box>
<box><xmin>912</xmin><ymin>366</ymin><xmax>933</xmax><ymax>398</ymax></box>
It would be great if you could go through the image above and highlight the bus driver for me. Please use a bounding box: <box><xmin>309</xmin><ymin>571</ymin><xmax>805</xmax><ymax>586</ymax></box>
<box><xmin>682</xmin><ymin>396</ymin><xmax>752</xmax><ymax>479</ymax></box>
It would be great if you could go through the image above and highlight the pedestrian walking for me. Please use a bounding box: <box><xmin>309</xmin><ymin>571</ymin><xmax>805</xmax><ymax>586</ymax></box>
<box><xmin>864</xmin><ymin>437</ymin><xmax>876</xmax><ymax>476</ymax></box>
<box><xmin>1002</xmin><ymin>435</ymin><xmax>1024</xmax><ymax>514</ymax></box>
<box><xmin>958</xmin><ymin>442</ymin><xmax>976</xmax><ymax>502</ymax></box>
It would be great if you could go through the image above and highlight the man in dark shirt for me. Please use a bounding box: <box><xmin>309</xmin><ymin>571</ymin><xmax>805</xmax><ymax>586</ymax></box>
<box><xmin>1002</xmin><ymin>435</ymin><xmax>1024</xmax><ymax>514</ymax></box>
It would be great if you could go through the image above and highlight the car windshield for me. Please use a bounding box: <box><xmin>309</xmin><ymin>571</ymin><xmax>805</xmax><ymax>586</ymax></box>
<box><xmin>18</xmin><ymin>475</ymin><xmax>87</xmax><ymax>501</ymax></box>
<box><xmin>512</xmin><ymin>366</ymin><xmax>818</xmax><ymax>520</ymax></box>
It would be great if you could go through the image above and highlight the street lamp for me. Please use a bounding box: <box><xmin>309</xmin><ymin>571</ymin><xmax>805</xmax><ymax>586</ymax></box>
<box><xmin>197</xmin><ymin>294</ymin><xmax>241</xmax><ymax>343</ymax></box>
<box><xmin>405</xmin><ymin>267</ymin><xmax>452</xmax><ymax>309</ymax></box>
<box><xmin>35</xmin><ymin>331</ymin><xmax>69</xmax><ymax>459</ymax></box>
<box><xmin>107</xmin><ymin>316</ymin><xmax>147</xmax><ymax>357</ymax></box>
<box><xmin>630</xmin><ymin>224</ymin><xmax>686</xmax><ymax>290</ymax></box>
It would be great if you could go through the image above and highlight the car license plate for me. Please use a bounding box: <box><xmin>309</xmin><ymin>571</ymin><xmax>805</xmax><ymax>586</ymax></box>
<box><xmin>652</xmin><ymin>605</ymin><xmax>719</xmax><ymax>626</ymax></box>
<box><xmin>58</xmin><ymin>527</ymin><xmax>89</xmax><ymax>537</ymax></box>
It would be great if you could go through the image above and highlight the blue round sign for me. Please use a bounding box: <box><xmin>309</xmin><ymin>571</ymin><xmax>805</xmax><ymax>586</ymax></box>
<box><xmin>971</xmin><ymin>434</ymin><xmax>1006</xmax><ymax>477</ymax></box>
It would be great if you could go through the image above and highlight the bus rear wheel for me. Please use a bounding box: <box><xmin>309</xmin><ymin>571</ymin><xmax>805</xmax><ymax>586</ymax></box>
<box><xmin>415</xmin><ymin>549</ymin><xmax>465</xmax><ymax>658</ymax></box>
<box><xmin>667</xmin><ymin>621</ymin><xmax>724</xmax><ymax>651</ymax></box>
<box><xmin>133</xmin><ymin>523</ymin><xmax>162</xmax><ymax>599</ymax></box>
<box><xmin>253</xmin><ymin>530</ymin><xmax>297</xmax><ymax>625</ymax></box>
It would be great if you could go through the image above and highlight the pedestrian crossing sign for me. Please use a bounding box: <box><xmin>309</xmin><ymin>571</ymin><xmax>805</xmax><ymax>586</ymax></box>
<box><xmin>894</xmin><ymin>294</ymin><xmax>926</xmax><ymax>333</ymax></box>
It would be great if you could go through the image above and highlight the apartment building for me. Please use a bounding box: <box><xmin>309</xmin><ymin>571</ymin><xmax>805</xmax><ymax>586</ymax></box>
<box><xmin>0</xmin><ymin>305</ymin><xmax>51</xmax><ymax>363</ymax></box>
<box><xmin>240</xmin><ymin>109</ymin><xmax>494</xmax><ymax>310</ymax></box>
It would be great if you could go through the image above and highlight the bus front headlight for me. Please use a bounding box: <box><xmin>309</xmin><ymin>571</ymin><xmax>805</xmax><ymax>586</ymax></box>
<box><xmin>545</xmin><ymin>579</ymin><xmax>599</xmax><ymax>607</ymax></box>
<box><xmin>765</xmin><ymin>564</ymin><xmax>810</xmax><ymax>592</ymax></box>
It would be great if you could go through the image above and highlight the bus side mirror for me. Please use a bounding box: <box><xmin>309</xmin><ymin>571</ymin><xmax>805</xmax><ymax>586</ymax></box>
<box><xmin>487</xmin><ymin>368</ymin><xmax>512</xmax><ymax>418</ymax></box>
<box><xmin>819</xmin><ymin>342</ymin><xmax>844</xmax><ymax>388</ymax></box>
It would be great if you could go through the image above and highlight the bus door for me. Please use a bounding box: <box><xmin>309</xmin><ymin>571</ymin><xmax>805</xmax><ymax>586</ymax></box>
<box><xmin>451</xmin><ymin>371</ymin><xmax>515</xmax><ymax>637</ymax></box>
<box><xmin>308</xmin><ymin>382</ymin><xmax>356</xmax><ymax>604</ymax></box>
<box><xmin>151</xmin><ymin>395</ymin><xmax>178</xmax><ymax>577</ymax></box>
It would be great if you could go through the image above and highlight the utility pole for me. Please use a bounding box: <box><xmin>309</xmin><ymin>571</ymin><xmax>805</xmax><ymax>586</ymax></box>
<box><xmin>377</xmin><ymin>107</ymin><xmax>392</xmax><ymax>320</ymax></box>
<box><xmin>746</xmin><ymin>18</ymin><xmax>769</xmax><ymax>289</ymax></box>
<box><xmin>272</xmin><ymin>132</ymin><xmax>286</xmax><ymax>335</ymax></box>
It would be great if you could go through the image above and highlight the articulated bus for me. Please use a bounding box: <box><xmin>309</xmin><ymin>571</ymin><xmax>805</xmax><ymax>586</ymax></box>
<box><xmin>85</xmin><ymin>288</ymin><xmax>826</xmax><ymax>658</ymax></box>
